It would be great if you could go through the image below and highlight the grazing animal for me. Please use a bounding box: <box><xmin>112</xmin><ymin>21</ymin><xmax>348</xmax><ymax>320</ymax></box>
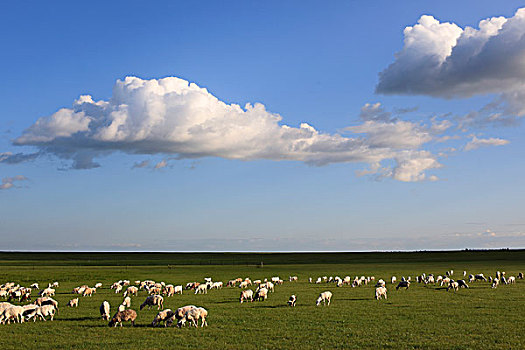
<box><xmin>474</xmin><ymin>274</ymin><xmax>487</xmax><ymax>282</ymax></box>
<box><xmin>151</xmin><ymin>309</ymin><xmax>174</xmax><ymax>327</ymax></box>
<box><xmin>35</xmin><ymin>305</ymin><xmax>56</xmax><ymax>321</ymax></box>
<box><xmin>316</xmin><ymin>291</ymin><xmax>332</xmax><ymax>306</ymax></box>
<box><xmin>447</xmin><ymin>281</ymin><xmax>459</xmax><ymax>292</ymax></box>
<box><xmin>194</xmin><ymin>284</ymin><xmax>208</xmax><ymax>294</ymax></box>
<box><xmin>0</xmin><ymin>305</ymin><xmax>25</xmax><ymax>324</ymax></box>
<box><xmin>167</xmin><ymin>305</ymin><xmax>197</xmax><ymax>327</ymax></box>
<box><xmin>254</xmin><ymin>287</ymin><xmax>268</xmax><ymax>301</ymax></box>
<box><xmin>391</xmin><ymin>276</ymin><xmax>397</xmax><ymax>284</ymax></box>
<box><xmin>492</xmin><ymin>279</ymin><xmax>499</xmax><ymax>289</ymax></box>
<box><xmin>457</xmin><ymin>280</ymin><xmax>469</xmax><ymax>289</ymax></box>
<box><xmin>507</xmin><ymin>276</ymin><xmax>516</xmax><ymax>284</ymax></box>
<box><xmin>375</xmin><ymin>279</ymin><xmax>386</xmax><ymax>288</ymax></box>
<box><xmin>140</xmin><ymin>295</ymin><xmax>164</xmax><ymax>310</ymax></box>
<box><xmin>67</xmin><ymin>298</ymin><xmax>79</xmax><ymax>307</ymax></box>
<box><xmin>396</xmin><ymin>281</ymin><xmax>410</xmax><ymax>290</ymax></box>
<box><xmin>108</xmin><ymin>309</ymin><xmax>137</xmax><ymax>327</ymax></box>
<box><xmin>177</xmin><ymin>307</ymin><xmax>208</xmax><ymax>327</ymax></box>
<box><xmin>124</xmin><ymin>286</ymin><xmax>138</xmax><ymax>297</ymax></box>
<box><xmin>100</xmin><ymin>301</ymin><xmax>111</xmax><ymax>320</ymax></box>
<box><xmin>174</xmin><ymin>285</ymin><xmax>183</xmax><ymax>295</ymax></box>
<box><xmin>375</xmin><ymin>286</ymin><xmax>387</xmax><ymax>300</ymax></box>
<box><xmin>240</xmin><ymin>290</ymin><xmax>254</xmax><ymax>303</ymax></box>
<box><xmin>287</xmin><ymin>295</ymin><xmax>297</xmax><ymax>307</ymax></box>
<box><xmin>518</xmin><ymin>272</ymin><xmax>524</xmax><ymax>279</ymax></box>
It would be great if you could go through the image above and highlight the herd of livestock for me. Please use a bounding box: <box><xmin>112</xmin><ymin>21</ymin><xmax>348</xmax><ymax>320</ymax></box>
<box><xmin>0</xmin><ymin>269</ymin><xmax>522</xmax><ymax>327</ymax></box>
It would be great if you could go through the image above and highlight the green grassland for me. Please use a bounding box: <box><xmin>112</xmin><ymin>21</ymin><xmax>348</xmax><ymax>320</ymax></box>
<box><xmin>0</xmin><ymin>250</ymin><xmax>523</xmax><ymax>349</ymax></box>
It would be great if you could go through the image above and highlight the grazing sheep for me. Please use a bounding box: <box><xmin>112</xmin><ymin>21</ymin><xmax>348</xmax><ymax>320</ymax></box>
<box><xmin>316</xmin><ymin>291</ymin><xmax>332</xmax><ymax>306</ymax></box>
<box><xmin>167</xmin><ymin>305</ymin><xmax>197</xmax><ymax>327</ymax></box>
<box><xmin>124</xmin><ymin>286</ymin><xmax>138</xmax><ymax>297</ymax></box>
<box><xmin>94</xmin><ymin>283</ymin><xmax>103</xmax><ymax>288</ymax></box>
<box><xmin>447</xmin><ymin>281</ymin><xmax>459</xmax><ymax>292</ymax></box>
<box><xmin>122</xmin><ymin>296</ymin><xmax>131</xmax><ymax>308</ymax></box>
<box><xmin>151</xmin><ymin>309</ymin><xmax>174</xmax><ymax>327</ymax></box>
<box><xmin>457</xmin><ymin>280</ymin><xmax>469</xmax><ymax>289</ymax></box>
<box><xmin>118</xmin><ymin>304</ymin><xmax>126</xmax><ymax>312</ymax></box>
<box><xmin>227</xmin><ymin>280</ymin><xmax>237</xmax><ymax>287</ymax></box>
<box><xmin>391</xmin><ymin>276</ymin><xmax>397</xmax><ymax>284</ymax></box>
<box><xmin>177</xmin><ymin>307</ymin><xmax>208</xmax><ymax>328</ymax></box>
<box><xmin>30</xmin><ymin>283</ymin><xmax>39</xmax><ymax>289</ymax></box>
<box><xmin>100</xmin><ymin>301</ymin><xmax>111</xmax><ymax>320</ymax></box>
<box><xmin>440</xmin><ymin>277</ymin><xmax>451</xmax><ymax>287</ymax></box>
<box><xmin>287</xmin><ymin>295</ymin><xmax>297</xmax><ymax>307</ymax></box>
<box><xmin>194</xmin><ymin>284</ymin><xmax>208</xmax><ymax>294</ymax></box>
<box><xmin>289</xmin><ymin>276</ymin><xmax>298</xmax><ymax>282</ymax></box>
<box><xmin>474</xmin><ymin>274</ymin><xmax>487</xmax><ymax>282</ymax></box>
<box><xmin>375</xmin><ymin>279</ymin><xmax>386</xmax><ymax>288</ymax></box>
<box><xmin>255</xmin><ymin>287</ymin><xmax>268</xmax><ymax>301</ymax></box>
<box><xmin>35</xmin><ymin>305</ymin><xmax>56</xmax><ymax>321</ymax></box>
<box><xmin>238</xmin><ymin>281</ymin><xmax>249</xmax><ymax>289</ymax></box>
<box><xmin>240</xmin><ymin>289</ymin><xmax>254</xmax><ymax>304</ymax></box>
<box><xmin>211</xmin><ymin>282</ymin><xmax>223</xmax><ymax>289</ymax></box>
<box><xmin>114</xmin><ymin>285</ymin><xmax>123</xmax><ymax>294</ymax></box>
<box><xmin>174</xmin><ymin>285</ymin><xmax>183</xmax><ymax>295</ymax></box>
<box><xmin>396</xmin><ymin>281</ymin><xmax>410</xmax><ymax>290</ymax></box>
<box><xmin>39</xmin><ymin>288</ymin><xmax>55</xmax><ymax>297</ymax></box>
<box><xmin>518</xmin><ymin>272</ymin><xmax>524</xmax><ymax>279</ymax></box>
<box><xmin>22</xmin><ymin>304</ymin><xmax>39</xmax><ymax>322</ymax></box>
<box><xmin>82</xmin><ymin>287</ymin><xmax>96</xmax><ymax>297</ymax></box>
<box><xmin>67</xmin><ymin>298</ymin><xmax>79</xmax><ymax>307</ymax></box>
<box><xmin>140</xmin><ymin>295</ymin><xmax>164</xmax><ymax>310</ymax></box>
<box><xmin>507</xmin><ymin>276</ymin><xmax>516</xmax><ymax>284</ymax></box>
<box><xmin>0</xmin><ymin>306</ymin><xmax>25</xmax><ymax>324</ymax></box>
<box><xmin>492</xmin><ymin>279</ymin><xmax>499</xmax><ymax>289</ymax></box>
<box><xmin>34</xmin><ymin>297</ymin><xmax>59</xmax><ymax>310</ymax></box>
<box><xmin>108</xmin><ymin>309</ymin><xmax>137</xmax><ymax>327</ymax></box>
<box><xmin>375</xmin><ymin>286</ymin><xmax>387</xmax><ymax>300</ymax></box>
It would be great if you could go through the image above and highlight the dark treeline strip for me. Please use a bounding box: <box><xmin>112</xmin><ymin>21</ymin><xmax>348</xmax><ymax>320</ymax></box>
<box><xmin>0</xmin><ymin>249</ymin><xmax>523</xmax><ymax>266</ymax></box>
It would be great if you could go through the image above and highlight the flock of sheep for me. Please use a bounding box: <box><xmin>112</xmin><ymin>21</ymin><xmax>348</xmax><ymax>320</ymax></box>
<box><xmin>0</xmin><ymin>269</ymin><xmax>522</xmax><ymax>327</ymax></box>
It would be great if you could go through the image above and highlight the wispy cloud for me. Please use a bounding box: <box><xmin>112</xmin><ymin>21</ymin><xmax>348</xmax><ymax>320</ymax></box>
<box><xmin>0</xmin><ymin>175</ymin><xmax>28</xmax><ymax>190</ymax></box>
<box><xmin>464</xmin><ymin>135</ymin><xmax>509</xmax><ymax>151</ymax></box>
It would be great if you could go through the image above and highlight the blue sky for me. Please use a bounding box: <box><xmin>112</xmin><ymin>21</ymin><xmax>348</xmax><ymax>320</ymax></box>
<box><xmin>1</xmin><ymin>1</ymin><xmax>524</xmax><ymax>251</ymax></box>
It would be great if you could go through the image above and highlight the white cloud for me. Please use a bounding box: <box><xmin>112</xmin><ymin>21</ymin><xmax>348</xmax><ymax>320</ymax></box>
<box><xmin>464</xmin><ymin>135</ymin><xmax>509</xmax><ymax>151</ymax></box>
<box><xmin>9</xmin><ymin>77</ymin><xmax>453</xmax><ymax>181</ymax></box>
<box><xmin>154</xmin><ymin>159</ymin><xmax>168</xmax><ymax>169</ymax></box>
<box><xmin>0</xmin><ymin>175</ymin><xmax>28</xmax><ymax>190</ymax></box>
<box><xmin>376</xmin><ymin>8</ymin><xmax>525</xmax><ymax>124</ymax></box>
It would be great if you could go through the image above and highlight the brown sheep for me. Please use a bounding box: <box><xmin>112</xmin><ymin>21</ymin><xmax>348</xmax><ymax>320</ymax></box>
<box><xmin>108</xmin><ymin>309</ymin><xmax>137</xmax><ymax>327</ymax></box>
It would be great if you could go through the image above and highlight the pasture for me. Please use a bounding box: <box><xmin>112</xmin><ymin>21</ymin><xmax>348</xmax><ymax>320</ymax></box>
<box><xmin>0</xmin><ymin>250</ymin><xmax>524</xmax><ymax>349</ymax></box>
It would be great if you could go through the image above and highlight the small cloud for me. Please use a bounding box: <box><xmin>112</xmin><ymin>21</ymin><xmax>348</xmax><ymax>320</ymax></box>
<box><xmin>154</xmin><ymin>159</ymin><xmax>167</xmax><ymax>169</ymax></box>
<box><xmin>0</xmin><ymin>175</ymin><xmax>28</xmax><ymax>190</ymax></box>
<box><xmin>464</xmin><ymin>135</ymin><xmax>509</xmax><ymax>151</ymax></box>
<box><xmin>132</xmin><ymin>160</ymin><xmax>150</xmax><ymax>169</ymax></box>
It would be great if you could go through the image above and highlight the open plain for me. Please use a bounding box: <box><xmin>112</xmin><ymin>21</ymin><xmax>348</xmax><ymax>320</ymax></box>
<box><xmin>0</xmin><ymin>250</ymin><xmax>523</xmax><ymax>349</ymax></box>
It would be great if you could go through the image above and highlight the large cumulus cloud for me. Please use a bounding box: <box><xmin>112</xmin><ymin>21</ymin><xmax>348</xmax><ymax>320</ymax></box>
<box><xmin>377</xmin><ymin>8</ymin><xmax>525</xmax><ymax>98</ymax></box>
<box><xmin>6</xmin><ymin>76</ymin><xmax>451</xmax><ymax>181</ymax></box>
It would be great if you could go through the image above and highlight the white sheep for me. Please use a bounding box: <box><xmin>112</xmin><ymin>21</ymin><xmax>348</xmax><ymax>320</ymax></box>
<box><xmin>255</xmin><ymin>287</ymin><xmax>268</xmax><ymax>301</ymax></box>
<box><xmin>287</xmin><ymin>295</ymin><xmax>297</xmax><ymax>307</ymax></box>
<box><xmin>194</xmin><ymin>284</ymin><xmax>208</xmax><ymax>294</ymax></box>
<box><xmin>174</xmin><ymin>285</ymin><xmax>183</xmax><ymax>295</ymax></box>
<box><xmin>375</xmin><ymin>279</ymin><xmax>386</xmax><ymax>288</ymax></box>
<box><xmin>39</xmin><ymin>287</ymin><xmax>55</xmax><ymax>297</ymax></box>
<box><xmin>100</xmin><ymin>301</ymin><xmax>111</xmax><ymax>320</ymax></box>
<box><xmin>35</xmin><ymin>305</ymin><xmax>56</xmax><ymax>321</ymax></box>
<box><xmin>0</xmin><ymin>305</ymin><xmax>25</xmax><ymax>324</ymax></box>
<box><xmin>492</xmin><ymin>279</ymin><xmax>499</xmax><ymax>289</ymax></box>
<box><xmin>447</xmin><ymin>281</ymin><xmax>459</xmax><ymax>292</ymax></box>
<box><xmin>375</xmin><ymin>286</ymin><xmax>387</xmax><ymax>300</ymax></box>
<box><xmin>67</xmin><ymin>298</ymin><xmax>79</xmax><ymax>307</ymax></box>
<box><xmin>507</xmin><ymin>276</ymin><xmax>516</xmax><ymax>284</ymax></box>
<box><xmin>391</xmin><ymin>276</ymin><xmax>397</xmax><ymax>284</ymax></box>
<box><xmin>122</xmin><ymin>296</ymin><xmax>131</xmax><ymax>308</ymax></box>
<box><xmin>316</xmin><ymin>291</ymin><xmax>332</xmax><ymax>306</ymax></box>
<box><xmin>178</xmin><ymin>307</ymin><xmax>208</xmax><ymax>327</ymax></box>
<box><xmin>240</xmin><ymin>289</ymin><xmax>254</xmax><ymax>303</ymax></box>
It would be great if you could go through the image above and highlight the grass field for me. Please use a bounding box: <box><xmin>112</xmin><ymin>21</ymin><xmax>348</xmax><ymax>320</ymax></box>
<box><xmin>0</xmin><ymin>250</ymin><xmax>523</xmax><ymax>349</ymax></box>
